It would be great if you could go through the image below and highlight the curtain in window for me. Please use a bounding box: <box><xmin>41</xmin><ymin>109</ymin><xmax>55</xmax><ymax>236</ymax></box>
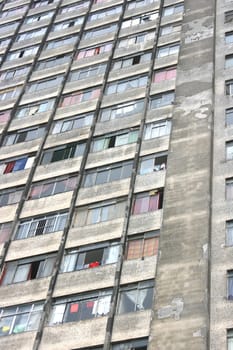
<box><xmin>49</xmin><ymin>304</ymin><xmax>66</xmax><ymax>325</ymax></box>
<box><xmin>127</xmin><ymin>240</ymin><xmax>143</xmax><ymax>259</ymax></box>
<box><xmin>92</xmin><ymin>295</ymin><xmax>111</xmax><ymax>316</ymax></box>
<box><xmin>4</xmin><ymin>161</ymin><xmax>15</xmax><ymax>174</ymax></box>
<box><xmin>166</xmin><ymin>68</ymin><xmax>176</xmax><ymax>79</ymax></box>
<box><xmin>149</xmin><ymin>193</ymin><xmax>159</xmax><ymax>211</ymax></box>
<box><xmin>143</xmin><ymin>237</ymin><xmax>158</xmax><ymax>257</ymax></box>
<box><xmin>13</xmin><ymin>158</ymin><xmax>27</xmax><ymax>171</ymax></box>
<box><xmin>29</xmin><ymin>185</ymin><xmax>43</xmax><ymax>199</ymax></box>
<box><xmin>133</xmin><ymin>196</ymin><xmax>149</xmax><ymax>214</ymax></box>
<box><xmin>0</xmin><ymin>226</ymin><xmax>11</xmax><ymax>243</ymax></box>
<box><xmin>62</xmin><ymin>254</ymin><xmax>77</xmax><ymax>272</ymax></box>
<box><xmin>105</xmin><ymin>245</ymin><xmax>119</xmax><ymax>264</ymax></box>
<box><xmin>154</xmin><ymin>71</ymin><xmax>166</xmax><ymax>83</ymax></box>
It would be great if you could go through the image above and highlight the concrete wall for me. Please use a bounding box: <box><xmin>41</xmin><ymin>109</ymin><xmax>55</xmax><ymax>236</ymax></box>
<box><xmin>149</xmin><ymin>0</ymin><xmax>214</xmax><ymax>349</ymax></box>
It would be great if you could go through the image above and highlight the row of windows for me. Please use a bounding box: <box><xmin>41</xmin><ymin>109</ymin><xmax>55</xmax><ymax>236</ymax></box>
<box><xmin>0</xmin><ymin>2</ymin><xmax>183</xmax><ymax>25</ymax></box>
<box><xmin>7</xmin><ymin>88</ymin><xmax>171</xmax><ymax>124</ymax></box>
<box><xmin>0</xmin><ymin>232</ymin><xmax>159</xmax><ymax>285</ymax></box>
<box><xmin>0</xmin><ymin>189</ymin><xmax>162</xmax><ymax>242</ymax></box>
<box><xmin>0</xmin><ymin>152</ymin><xmax>166</xmax><ymax>206</ymax></box>
<box><xmin>0</xmin><ymin>11</ymin><xmax>180</xmax><ymax>60</ymax></box>
<box><xmin>0</xmin><ymin>281</ymin><xmax>153</xmax><ymax>336</ymax></box>
<box><xmin>0</xmin><ymin>120</ymin><xmax>170</xmax><ymax>176</ymax></box>
<box><xmin>0</xmin><ymin>63</ymin><xmax>176</xmax><ymax>106</ymax></box>
<box><xmin>2</xmin><ymin>37</ymin><xmax>179</xmax><ymax>66</ymax></box>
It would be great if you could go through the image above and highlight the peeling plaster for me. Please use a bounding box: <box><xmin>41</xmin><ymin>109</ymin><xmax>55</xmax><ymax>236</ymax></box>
<box><xmin>157</xmin><ymin>298</ymin><xmax>184</xmax><ymax>320</ymax></box>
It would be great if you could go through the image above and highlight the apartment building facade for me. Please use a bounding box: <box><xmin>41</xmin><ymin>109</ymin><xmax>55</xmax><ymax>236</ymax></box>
<box><xmin>0</xmin><ymin>0</ymin><xmax>231</xmax><ymax>348</ymax></box>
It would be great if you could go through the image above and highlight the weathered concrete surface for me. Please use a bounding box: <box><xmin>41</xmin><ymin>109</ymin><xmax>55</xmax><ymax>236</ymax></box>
<box><xmin>148</xmin><ymin>1</ymin><xmax>214</xmax><ymax>349</ymax></box>
<box><xmin>210</xmin><ymin>0</ymin><xmax>233</xmax><ymax>349</ymax></box>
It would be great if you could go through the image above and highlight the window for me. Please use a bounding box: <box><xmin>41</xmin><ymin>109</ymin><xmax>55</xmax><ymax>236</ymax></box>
<box><xmin>226</xmin><ymin>178</ymin><xmax>233</xmax><ymax>200</ymax></box>
<box><xmin>15</xmin><ymin>212</ymin><xmax>68</xmax><ymax>240</ymax></box>
<box><xmin>0</xmin><ymin>87</ymin><xmax>21</xmax><ymax>101</ymax></box>
<box><xmin>227</xmin><ymin>329</ymin><xmax>233</xmax><ymax>350</ymax></box>
<box><xmin>117</xmin><ymin>281</ymin><xmax>154</xmax><ymax>314</ymax></box>
<box><xmin>6</xmin><ymin>46</ymin><xmax>38</xmax><ymax>61</ymax></box>
<box><xmin>15</xmin><ymin>99</ymin><xmax>55</xmax><ymax>119</ymax></box>
<box><xmin>88</xmin><ymin>6</ymin><xmax>122</xmax><ymax>21</ymax></box>
<box><xmin>45</xmin><ymin>36</ymin><xmax>76</xmax><ymax>50</ymax></box>
<box><xmin>51</xmin><ymin>113</ymin><xmax>93</xmax><ymax>134</ymax></box>
<box><xmin>59</xmin><ymin>87</ymin><xmax>100</xmax><ymax>107</ymax></box>
<box><xmin>138</xmin><ymin>153</ymin><xmax>167</xmax><ymax>174</ymax></box>
<box><xmin>0</xmin><ymin>111</ymin><xmax>10</xmax><ymax>123</ymax></box>
<box><xmin>99</xmin><ymin>100</ymin><xmax>144</xmax><ymax>122</ymax></box>
<box><xmin>153</xmin><ymin>67</ymin><xmax>177</xmax><ymax>83</ymax></box>
<box><xmin>226</xmin><ymin>32</ymin><xmax>233</xmax><ymax>44</ymax></box>
<box><xmin>16</xmin><ymin>28</ymin><xmax>46</xmax><ymax>42</ymax></box>
<box><xmin>0</xmin><ymin>66</ymin><xmax>30</xmax><ymax>81</ymax></box>
<box><xmin>24</xmin><ymin>11</ymin><xmax>53</xmax><ymax>24</ymax></box>
<box><xmin>91</xmin><ymin>129</ymin><xmax>138</xmax><ymax>152</ymax></box>
<box><xmin>118</xmin><ymin>31</ymin><xmax>155</xmax><ymax>48</ymax></box>
<box><xmin>111</xmin><ymin>52</ymin><xmax>151</xmax><ymax>70</ymax></box>
<box><xmin>49</xmin><ymin>290</ymin><xmax>111</xmax><ymax>325</ymax></box>
<box><xmin>0</xmin><ymin>187</ymin><xmax>23</xmax><ymax>207</ymax></box>
<box><xmin>0</xmin><ymin>155</ymin><xmax>35</xmax><ymax>175</ymax></box>
<box><xmin>225</xmin><ymin>55</ymin><xmax>233</xmax><ymax>68</ymax></box>
<box><xmin>163</xmin><ymin>3</ymin><xmax>184</xmax><ymax>17</ymax></box>
<box><xmin>127</xmin><ymin>0</ymin><xmax>155</xmax><ymax>9</ymax></box>
<box><xmin>150</xmin><ymin>91</ymin><xmax>175</xmax><ymax>109</ymax></box>
<box><xmin>76</xmin><ymin>42</ymin><xmax>113</xmax><ymax>60</ymax></box>
<box><xmin>226</xmin><ymin>141</ymin><xmax>233</xmax><ymax>160</ymax></box>
<box><xmin>28</xmin><ymin>176</ymin><xmax>77</xmax><ymax>200</ymax></box>
<box><xmin>32</xmin><ymin>0</ymin><xmax>58</xmax><ymax>8</ymax></box>
<box><xmin>52</xmin><ymin>17</ymin><xmax>83</xmax><ymax>31</ymax></box>
<box><xmin>0</xmin><ymin>5</ymin><xmax>27</xmax><ymax>18</ymax></box>
<box><xmin>0</xmin><ymin>38</ymin><xmax>10</xmax><ymax>48</ymax></box>
<box><xmin>157</xmin><ymin>43</ymin><xmax>180</xmax><ymax>57</ymax></box>
<box><xmin>59</xmin><ymin>1</ymin><xmax>89</xmax><ymax>14</ymax></box>
<box><xmin>112</xmin><ymin>339</ymin><xmax>147</xmax><ymax>350</ymax></box>
<box><xmin>73</xmin><ymin>199</ymin><xmax>126</xmax><ymax>227</ymax></box>
<box><xmin>121</xmin><ymin>12</ymin><xmax>158</xmax><ymax>28</ymax></box>
<box><xmin>68</xmin><ymin>64</ymin><xmax>106</xmax><ymax>82</ymax></box>
<box><xmin>226</xmin><ymin>221</ymin><xmax>233</xmax><ymax>246</ymax></box>
<box><xmin>144</xmin><ymin>120</ymin><xmax>171</xmax><ymax>139</ymax></box>
<box><xmin>132</xmin><ymin>190</ymin><xmax>163</xmax><ymax>214</ymax></box>
<box><xmin>3</xmin><ymin>126</ymin><xmax>45</xmax><ymax>146</ymax></box>
<box><xmin>0</xmin><ymin>254</ymin><xmax>56</xmax><ymax>285</ymax></box>
<box><xmin>26</xmin><ymin>76</ymin><xmax>63</xmax><ymax>93</ymax></box>
<box><xmin>228</xmin><ymin>270</ymin><xmax>233</xmax><ymax>300</ymax></box>
<box><xmin>225</xmin><ymin>10</ymin><xmax>233</xmax><ymax>23</ymax></box>
<box><xmin>0</xmin><ymin>22</ymin><xmax>18</xmax><ymax>33</ymax></box>
<box><xmin>126</xmin><ymin>232</ymin><xmax>159</xmax><ymax>260</ymax></box>
<box><xmin>83</xmin><ymin>160</ymin><xmax>133</xmax><ymax>187</ymax></box>
<box><xmin>226</xmin><ymin>80</ymin><xmax>233</xmax><ymax>95</ymax></box>
<box><xmin>0</xmin><ymin>302</ymin><xmax>43</xmax><ymax>337</ymax></box>
<box><xmin>0</xmin><ymin>223</ymin><xmax>12</xmax><ymax>244</ymax></box>
<box><xmin>226</xmin><ymin>108</ymin><xmax>233</xmax><ymax>126</ymax></box>
<box><xmin>106</xmin><ymin>75</ymin><xmax>147</xmax><ymax>95</ymax></box>
<box><xmin>160</xmin><ymin>22</ymin><xmax>182</xmax><ymax>36</ymax></box>
<box><xmin>40</xmin><ymin>142</ymin><xmax>85</xmax><ymax>165</ymax></box>
<box><xmin>36</xmin><ymin>54</ymin><xmax>70</xmax><ymax>71</ymax></box>
<box><xmin>61</xmin><ymin>241</ymin><xmax>120</xmax><ymax>272</ymax></box>
<box><xmin>82</xmin><ymin>24</ymin><xmax>117</xmax><ymax>40</ymax></box>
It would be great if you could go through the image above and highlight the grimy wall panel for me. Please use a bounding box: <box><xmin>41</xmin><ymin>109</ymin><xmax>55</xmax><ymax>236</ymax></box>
<box><xmin>149</xmin><ymin>0</ymin><xmax>214</xmax><ymax>349</ymax></box>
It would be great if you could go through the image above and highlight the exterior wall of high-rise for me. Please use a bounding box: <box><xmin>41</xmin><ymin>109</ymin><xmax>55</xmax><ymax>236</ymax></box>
<box><xmin>0</xmin><ymin>0</ymin><xmax>231</xmax><ymax>349</ymax></box>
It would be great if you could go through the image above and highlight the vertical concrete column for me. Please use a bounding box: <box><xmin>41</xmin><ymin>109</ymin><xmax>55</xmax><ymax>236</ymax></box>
<box><xmin>149</xmin><ymin>1</ymin><xmax>214</xmax><ymax>349</ymax></box>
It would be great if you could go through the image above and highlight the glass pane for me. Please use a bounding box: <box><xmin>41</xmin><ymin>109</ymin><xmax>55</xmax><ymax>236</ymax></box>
<box><xmin>96</xmin><ymin>171</ymin><xmax>108</xmax><ymax>185</ymax></box>
<box><xmin>118</xmin><ymin>290</ymin><xmax>137</xmax><ymax>313</ymax></box>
